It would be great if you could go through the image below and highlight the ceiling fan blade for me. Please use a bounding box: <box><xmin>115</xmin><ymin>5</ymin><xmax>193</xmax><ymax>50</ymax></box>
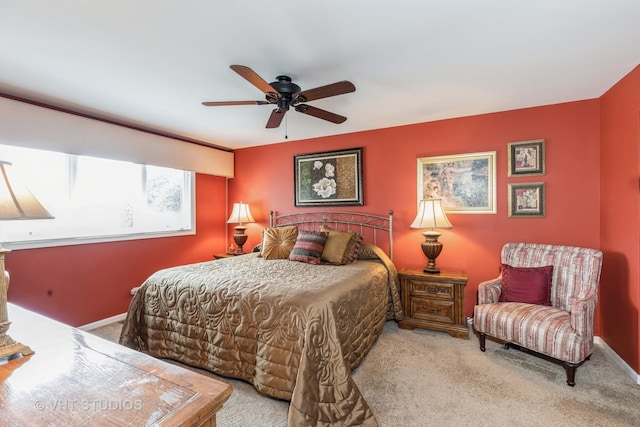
<box><xmin>230</xmin><ymin>64</ymin><xmax>280</xmax><ymax>96</ymax></box>
<box><xmin>294</xmin><ymin>104</ymin><xmax>347</xmax><ymax>124</ymax></box>
<box><xmin>266</xmin><ymin>108</ymin><xmax>287</xmax><ymax>128</ymax></box>
<box><xmin>202</xmin><ymin>100</ymin><xmax>269</xmax><ymax>106</ymax></box>
<box><xmin>296</xmin><ymin>81</ymin><xmax>355</xmax><ymax>103</ymax></box>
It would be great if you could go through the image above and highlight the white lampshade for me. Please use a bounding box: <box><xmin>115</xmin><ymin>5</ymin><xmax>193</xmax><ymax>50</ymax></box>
<box><xmin>227</xmin><ymin>202</ymin><xmax>255</xmax><ymax>224</ymax></box>
<box><xmin>0</xmin><ymin>161</ymin><xmax>54</xmax><ymax>220</ymax></box>
<box><xmin>410</xmin><ymin>198</ymin><xmax>452</xmax><ymax>229</ymax></box>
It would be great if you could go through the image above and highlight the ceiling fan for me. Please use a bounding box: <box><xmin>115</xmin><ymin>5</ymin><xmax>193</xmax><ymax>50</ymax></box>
<box><xmin>202</xmin><ymin>65</ymin><xmax>356</xmax><ymax>129</ymax></box>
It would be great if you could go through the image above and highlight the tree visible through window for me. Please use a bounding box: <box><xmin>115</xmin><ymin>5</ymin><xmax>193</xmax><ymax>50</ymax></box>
<box><xmin>0</xmin><ymin>144</ymin><xmax>193</xmax><ymax>248</ymax></box>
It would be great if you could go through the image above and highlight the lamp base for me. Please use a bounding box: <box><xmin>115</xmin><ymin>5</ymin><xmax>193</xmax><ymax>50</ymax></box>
<box><xmin>0</xmin><ymin>321</ymin><xmax>33</xmax><ymax>360</ymax></box>
<box><xmin>0</xmin><ymin>247</ymin><xmax>32</xmax><ymax>361</ymax></box>
<box><xmin>420</xmin><ymin>230</ymin><xmax>443</xmax><ymax>275</ymax></box>
<box><xmin>233</xmin><ymin>225</ymin><xmax>248</xmax><ymax>254</ymax></box>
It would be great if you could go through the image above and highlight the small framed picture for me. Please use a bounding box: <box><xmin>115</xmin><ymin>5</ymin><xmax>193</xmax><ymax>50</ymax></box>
<box><xmin>508</xmin><ymin>139</ymin><xmax>545</xmax><ymax>176</ymax></box>
<box><xmin>508</xmin><ymin>182</ymin><xmax>545</xmax><ymax>217</ymax></box>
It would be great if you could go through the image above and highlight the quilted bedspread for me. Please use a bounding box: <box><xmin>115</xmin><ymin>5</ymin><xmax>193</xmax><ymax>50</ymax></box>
<box><xmin>120</xmin><ymin>247</ymin><xmax>402</xmax><ymax>426</ymax></box>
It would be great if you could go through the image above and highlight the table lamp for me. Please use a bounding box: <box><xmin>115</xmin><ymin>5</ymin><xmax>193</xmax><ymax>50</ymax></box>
<box><xmin>0</xmin><ymin>160</ymin><xmax>54</xmax><ymax>360</ymax></box>
<box><xmin>410</xmin><ymin>198</ymin><xmax>452</xmax><ymax>274</ymax></box>
<box><xmin>226</xmin><ymin>202</ymin><xmax>254</xmax><ymax>254</ymax></box>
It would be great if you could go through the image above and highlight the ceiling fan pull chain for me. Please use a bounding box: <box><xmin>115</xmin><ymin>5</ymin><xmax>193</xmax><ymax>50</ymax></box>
<box><xmin>285</xmin><ymin>114</ymin><xmax>288</xmax><ymax>139</ymax></box>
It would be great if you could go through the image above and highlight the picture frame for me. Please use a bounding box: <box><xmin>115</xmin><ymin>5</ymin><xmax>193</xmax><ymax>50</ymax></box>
<box><xmin>508</xmin><ymin>182</ymin><xmax>546</xmax><ymax>217</ymax></box>
<box><xmin>294</xmin><ymin>147</ymin><xmax>363</xmax><ymax>207</ymax></box>
<box><xmin>508</xmin><ymin>139</ymin><xmax>545</xmax><ymax>176</ymax></box>
<box><xmin>417</xmin><ymin>151</ymin><xmax>497</xmax><ymax>214</ymax></box>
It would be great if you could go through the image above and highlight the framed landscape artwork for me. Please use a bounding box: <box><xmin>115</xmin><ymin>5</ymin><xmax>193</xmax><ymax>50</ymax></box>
<box><xmin>508</xmin><ymin>139</ymin><xmax>545</xmax><ymax>176</ymax></box>
<box><xmin>294</xmin><ymin>147</ymin><xmax>363</xmax><ymax>207</ymax></box>
<box><xmin>417</xmin><ymin>151</ymin><xmax>497</xmax><ymax>214</ymax></box>
<box><xmin>508</xmin><ymin>182</ymin><xmax>546</xmax><ymax>217</ymax></box>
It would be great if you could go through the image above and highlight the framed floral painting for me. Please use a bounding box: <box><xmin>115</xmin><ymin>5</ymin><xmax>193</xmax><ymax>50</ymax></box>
<box><xmin>294</xmin><ymin>147</ymin><xmax>363</xmax><ymax>207</ymax></box>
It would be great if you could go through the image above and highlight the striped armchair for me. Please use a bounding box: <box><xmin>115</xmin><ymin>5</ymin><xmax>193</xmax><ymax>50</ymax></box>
<box><xmin>473</xmin><ymin>243</ymin><xmax>603</xmax><ymax>386</ymax></box>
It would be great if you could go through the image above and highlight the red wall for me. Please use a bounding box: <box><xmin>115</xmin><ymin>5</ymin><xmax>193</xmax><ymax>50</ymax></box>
<box><xmin>599</xmin><ymin>65</ymin><xmax>640</xmax><ymax>373</ymax></box>
<box><xmin>230</xmin><ymin>100</ymin><xmax>601</xmax><ymax>323</ymax></box>
<box><xmin>7</xmin><ymin>173</ymin><xmax>228</xmax><ymax>326</ymax></box>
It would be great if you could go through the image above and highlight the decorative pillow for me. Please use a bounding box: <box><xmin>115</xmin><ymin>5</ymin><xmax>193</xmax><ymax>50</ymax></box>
<box><xmin>289</xmin><ymin>231</ymin><xmax>328</xmax><ymax>264</ymax></box>
<box><xmin>344</xmin><ymin>233</ymin><xmax>363</xmax><ymax>263</ymax></box>
<box><xmin>499</xmin><ymin>264</ymin><xmax>554</xmax><ymax>305</ymax></box>
<box><xmin>357</xmin><ymin>242</ymin><xmax>379</xmax><ymax>260</ymax></box>
<box><xmin>319</xmin><ymin>225</ymin><xmax>358</xmax><ymax>264</ymax></box>
<box><xmin>261</xmin><ymin>225</ymin><xmax>298</xmax><ymax>260</ymax></box>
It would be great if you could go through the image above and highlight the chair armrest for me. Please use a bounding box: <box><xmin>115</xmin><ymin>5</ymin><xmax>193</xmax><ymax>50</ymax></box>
<box><xmin>570</xmin><ymin>293</ymin><xmax>597</xmax><ymax>338</ymax></box>
<box><xmin>477</xmin><ymin>276</ymin><xmax>502</xmax><ymax>304</ymax></box>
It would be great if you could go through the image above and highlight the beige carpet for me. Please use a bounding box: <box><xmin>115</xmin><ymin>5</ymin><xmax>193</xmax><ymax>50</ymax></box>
<box><xmin>90</xmin><ymin>321</ymin><xmax>640</xmax><ymax>426</ymax></box>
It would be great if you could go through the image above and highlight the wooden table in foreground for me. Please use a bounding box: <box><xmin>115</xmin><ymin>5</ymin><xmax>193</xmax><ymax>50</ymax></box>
<box><xmin>0</xmin><ymin>303</ymin><xmax>232</xmax><ymax>426</ymax></box>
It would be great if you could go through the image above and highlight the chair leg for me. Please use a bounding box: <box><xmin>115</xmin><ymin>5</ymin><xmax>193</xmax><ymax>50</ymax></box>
<box><xmin>564</xmin><ymin>362</ymin><xmax>577</xmax><ymax>387</ymax></box>
<box><xmin>478</xmin><ymin>333</ymin><xmax>486</xmax><ymax>352</ymax></box>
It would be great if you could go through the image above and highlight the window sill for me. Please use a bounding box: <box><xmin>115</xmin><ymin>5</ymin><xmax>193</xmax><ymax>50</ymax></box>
<box><xmin>3</xmin><ymin>228</ymin><xmax>196</xmax><ymax>251</ymax></box>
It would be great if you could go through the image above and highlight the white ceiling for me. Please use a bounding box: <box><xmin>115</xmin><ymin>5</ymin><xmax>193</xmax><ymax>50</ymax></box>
<box><xmin>2</xmin><ymin>1</ymin><xmax>639</xmax><ymax>151</ymax></box>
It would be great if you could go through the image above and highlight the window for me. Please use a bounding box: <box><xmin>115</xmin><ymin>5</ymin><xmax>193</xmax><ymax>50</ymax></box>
<box><xmin>0</xmin><ymin>144</ymin><xmax>194</xmax><ymax>249</ymax></box>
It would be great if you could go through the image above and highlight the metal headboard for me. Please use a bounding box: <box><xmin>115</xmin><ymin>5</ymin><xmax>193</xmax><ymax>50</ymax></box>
<box><xmin>270</xmin><ymin>210</ymin><xmax>394</xmax><ymax>260</ymax></box>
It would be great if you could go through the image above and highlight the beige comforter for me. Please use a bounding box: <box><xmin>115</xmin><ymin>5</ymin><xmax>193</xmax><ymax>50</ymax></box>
<box><xmin>120</xmin><ymin>247</ymin><xmax>402</xmax><ymax>426</ymax></box>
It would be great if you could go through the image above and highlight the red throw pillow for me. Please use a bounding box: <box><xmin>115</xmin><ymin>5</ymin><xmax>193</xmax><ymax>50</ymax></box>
<box><xmin>499</xmin><ymin>264</ymin><xmax>553</xmax><ymax>305</ymax></box>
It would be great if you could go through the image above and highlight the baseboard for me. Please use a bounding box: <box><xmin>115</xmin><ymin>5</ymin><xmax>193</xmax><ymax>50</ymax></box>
<box><xmin>595</xmin><ymin>336</ymin><xmax>640</xmax><ymax>385</ymax></box>
<box><xmin>78</xmin><ymin>313</ymin><xmax>127</xmax><ymax>331</ymax></box>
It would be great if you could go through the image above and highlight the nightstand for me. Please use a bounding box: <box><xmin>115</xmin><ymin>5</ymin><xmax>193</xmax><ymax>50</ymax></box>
<box><xmin>398</xmin><ymin>268</ymin><xmax>469</xmax><ymax>339</ymax></box>
<box><xmin>213</xmin><ymin>252</ymin><xmax>244</xmax><ymax>259</ymax></box>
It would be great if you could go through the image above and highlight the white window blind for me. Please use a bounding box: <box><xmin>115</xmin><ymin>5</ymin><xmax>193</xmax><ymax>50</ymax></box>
<box><xmin>0</xmin><ymin>96</ymin><xmax>234</xmax><ymax>178</ymax></box>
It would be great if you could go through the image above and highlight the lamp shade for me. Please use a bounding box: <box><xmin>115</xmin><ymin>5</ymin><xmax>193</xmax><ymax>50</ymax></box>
<box><xmin>0</xmin><ymin>161</ymin><xmax>54</xmax><ymax>220</ymax></box>
<box><xmin>226</xmin><ymin>202</ymin><xmax>255</xmax><ymax>224</ymax></box>
<box><xmin>410</xmin><ymin>198</ymin><xmax>452</xmax><ymax>229</ymax></box>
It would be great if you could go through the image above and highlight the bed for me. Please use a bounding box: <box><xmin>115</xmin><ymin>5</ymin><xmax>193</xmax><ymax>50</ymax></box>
<box><xmin>120</xmin><ymin>210</ymin><xmax>402</xmax><ymax>426</ymax></box>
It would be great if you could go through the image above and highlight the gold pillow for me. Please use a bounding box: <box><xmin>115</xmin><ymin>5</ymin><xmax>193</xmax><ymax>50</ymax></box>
<box><xmin>319</xmin><ymin>225</ymin><xmax>358</xmax><ymax>264</ymax></box>
<box><xmin>261</xmin><ymin>225</ymin><xmax>298</xmax><ymax>260</ymax></box>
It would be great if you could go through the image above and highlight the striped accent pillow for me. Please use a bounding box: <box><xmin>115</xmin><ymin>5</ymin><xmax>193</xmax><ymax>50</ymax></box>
<box><xmin>289</xmin><ymin>231</ymin><xmax>328</xmax><ymax>264</ymax></box>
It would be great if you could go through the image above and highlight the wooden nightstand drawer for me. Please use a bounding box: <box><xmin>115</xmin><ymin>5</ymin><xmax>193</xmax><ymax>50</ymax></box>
<box><xmin>410</xmin><ymin>281</ymin><xmax>454</xmax><ymax>300</ymax></box>
<box><xmin>411</xmin><ymin>297</ymin><xmax>454</xmax><ymax>324</ymax></box>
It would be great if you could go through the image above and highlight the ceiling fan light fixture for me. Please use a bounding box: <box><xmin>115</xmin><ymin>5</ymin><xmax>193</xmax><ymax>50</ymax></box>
<box><xmin>202</xmin><ymin>65</ymin><xmax>355</xmax><ymax>129</ymax></box>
